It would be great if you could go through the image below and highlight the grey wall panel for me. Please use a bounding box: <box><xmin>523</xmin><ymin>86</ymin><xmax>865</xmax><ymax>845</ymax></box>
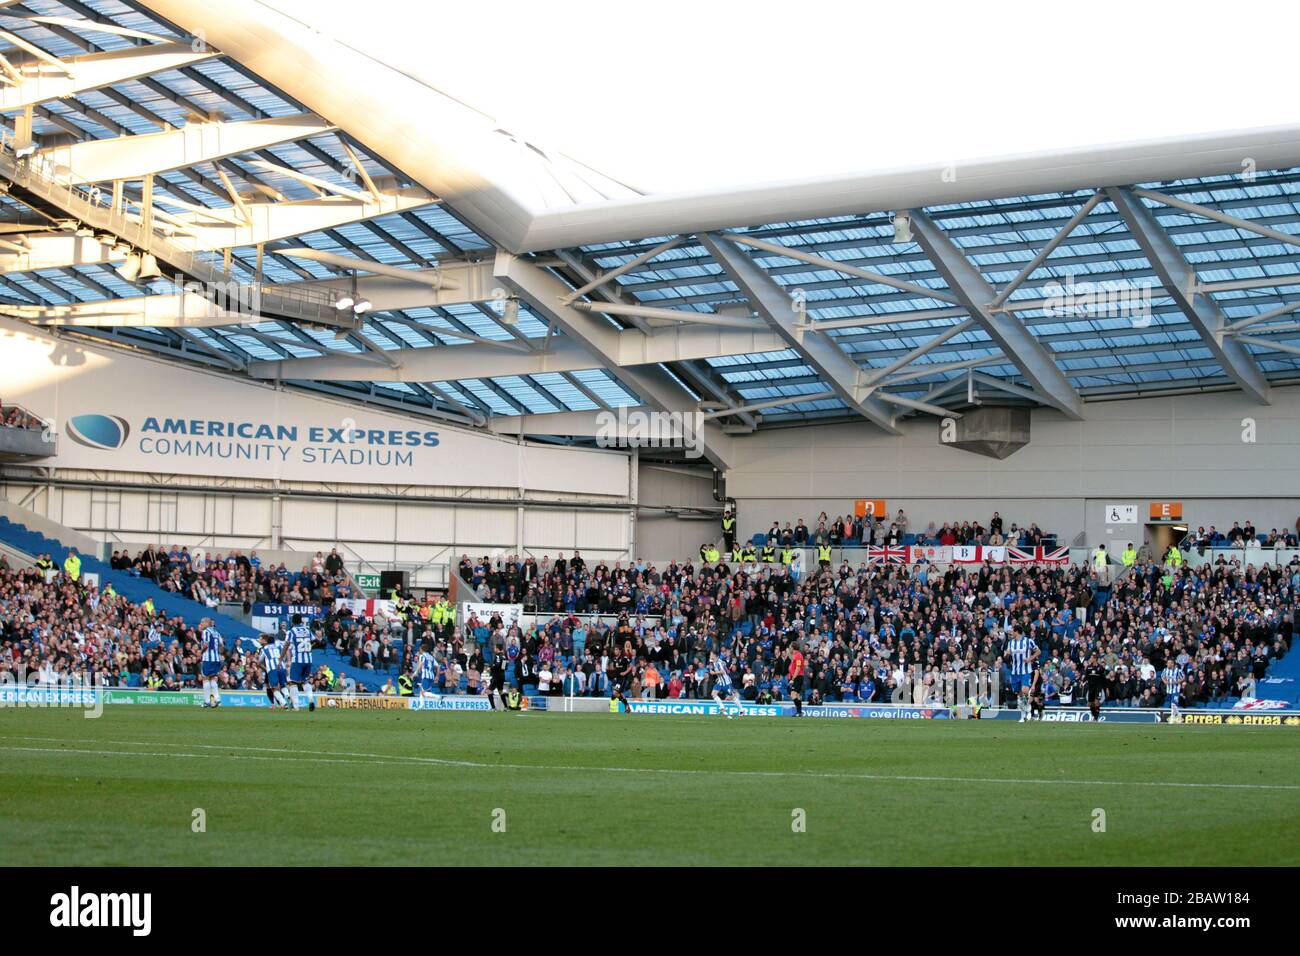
<box><xmin>726</xmin><ymin>386</ymin><xmax>1300</xmax><ymax>546</ymax></box>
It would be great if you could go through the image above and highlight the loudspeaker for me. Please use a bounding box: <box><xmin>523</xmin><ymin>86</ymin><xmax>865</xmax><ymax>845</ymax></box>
<box><xmin>379</xmin><ymin>570</ymin><xmax>408</xmax><ymax>595</ymax></box>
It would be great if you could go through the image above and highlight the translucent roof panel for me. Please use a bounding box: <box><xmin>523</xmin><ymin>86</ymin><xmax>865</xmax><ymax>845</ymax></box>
<box><xmin>2</xmin><ymin>2</ymin><xmax>1298</xmax><ymax>440</ymax></box>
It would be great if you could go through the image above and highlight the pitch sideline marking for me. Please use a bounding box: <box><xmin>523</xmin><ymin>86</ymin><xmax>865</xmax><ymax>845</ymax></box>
<box><xmin>1</xmin><ymin>735</ymin><xmax>1297</xmax><ymax>792</ymax></box>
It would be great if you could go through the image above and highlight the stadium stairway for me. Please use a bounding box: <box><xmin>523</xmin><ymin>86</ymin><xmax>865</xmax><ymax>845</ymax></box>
<box><xmin>0</xmin><ymin>513</ymin><xmax>258</xmax><ymax>646</ymax></box>
<box><xmin>1255</xmin><ymin>645</ymin><xmax>1300</xmax><ymax>707</ymax></box>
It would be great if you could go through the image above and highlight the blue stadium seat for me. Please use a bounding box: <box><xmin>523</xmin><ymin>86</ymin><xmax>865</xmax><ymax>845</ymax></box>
<box><xmin>0</xmin><ymin>516</ymin><xmax>257</xmax><ymax>644</ymax></box>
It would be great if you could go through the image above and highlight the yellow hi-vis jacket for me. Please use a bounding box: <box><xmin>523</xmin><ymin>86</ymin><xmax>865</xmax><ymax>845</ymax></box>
<box><xmin>63</xmin><ymin>553</ymin><xmax>81</xmax><ymax>581</ymax></box>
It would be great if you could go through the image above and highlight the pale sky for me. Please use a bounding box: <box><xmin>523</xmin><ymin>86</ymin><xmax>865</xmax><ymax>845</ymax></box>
<box><xmin>266</xmin><ymin>0</ymin><xmax>1299</xmax><ymax>195</ymax></box>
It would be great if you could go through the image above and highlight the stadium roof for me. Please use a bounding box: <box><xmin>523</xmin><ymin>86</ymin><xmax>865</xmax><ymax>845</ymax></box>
<box><xmin>3</xmin><ymin>0</ymin><xmax>1300</xmax><ymax>469</ymax></box>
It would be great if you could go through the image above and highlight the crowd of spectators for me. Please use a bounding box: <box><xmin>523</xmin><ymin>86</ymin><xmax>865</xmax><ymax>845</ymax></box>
<box><xmin>108</xmin><ymin>544</ymin><xmax>357</xmax><ymax>612</ymax></box>
<box><xmin>2</xmin><ymin>556</ymin><xmax>225</xmax><ymax>691</ymax></box>
<box><xmin>0</xmin><ymin>536</ymin><xmax>374</xmax><ymax>692</ymax></box>
<box><xmin>0</xmin><ymin>553</ymin><xmax>362</xmax><ymax>695</ymax></box>
<box><xmin>1</xmin><ymin>402</ymin><xmax>41</xmax><ymax>431</ymax></box>
<box><xmin>743</xmin><ymin>511</ymin><xmax>1053</xmax><ymax>548</ymax></box>
<box><xmin>4</xmin><ymin>528</ymin><xmax>1293</xmax><ymax>713</ymax></box>
<box><xmin>323</xmin><ymin>605</ymin><xmax>403</xmax><ymax>676</ymax></box>
<box><xmin>1188</xmin><ymin>521</ymin><xmax>1300</xmax><ymax>552</ymax></box>
<box><xmin>432</xmin><ymin>548</ymin><xmax>1293</xmax><ymax>710</ymax></box>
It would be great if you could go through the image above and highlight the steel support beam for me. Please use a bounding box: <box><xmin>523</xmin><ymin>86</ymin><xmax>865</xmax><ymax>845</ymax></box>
<box><xmin>1131</xmin><ymin>186</ymin><xmax>1300</xmax><ymax>251</ymax></box>
<box><xmin>169</xmin><ymin>189</ymin><xmax>436</xmax><ymax>252</ymax></box>
<box><xmin>265</xmin><ymin>259</ymin><xmax>498</xmax><ymax>310</ymax></box>
<box><xmin>0</xmin><ymin>231</ymin><xmax>123</xmax><ymax>273</ymax></box>
<box><xmin>37</xmin><ymin>114</ymin><xmax>335</xmax><ymax>185</ymax></box>
<box><xmin>1106</xmin><ymin>186</ymin><xmax>1271</xmax><ymax>404</ymax></box>
<box><xmin>249</xmin><ymin>340</ymin><xmax>585</xmax><ymax>382</ymax></box>
<box><xmin>571</xmin><ymin>299</ymin><xmax>767</xmax><ymax>330</ymax></box>
<box><xmin>906</xmin><ymin>209</ymin><xmax>1085</xmax><ymax>419</ymax></box>
<box><xmin>861</xmin><ymin>318</ymin><xmax>977</xmax><ymax>386</ymax></box>
<box><xmin>488</xmin><ymin>408</ymin><xmax>651</xmax><ymax>437</ymax></box>
<box><xmin>723</xmin><ymin>231</ymin><xmax>960</xmax><ymax>304</ymax></box>
<box><xmin>990</xmin><ymin>191</ymin><xmax>1103</xmax><ymax>307</ymax></box>
<box><xmin>698</xmin><ymin>233</ymin><xmax>902</xmax><ymax>433</ymax></box>
<box><xmin>1222</xmin><ymin>300</ymin><xmax>1300</xmax><ymax>334</ymax></box>
<box><xmin>1233</xmin><ymin>336</ymin><xmax>1300</xmax><ymax>358</ymax></box>
<box><xmin>244</xmin><ymin>318</ymin><xmax>781</xmax><ymax>382</ymax></box>
<box><xmin>701</xmin><ymin>390</ymin><xmax>837</xmax><ymax>420</ymax></box>
<box><xmin>970</xmin><ymin>372</ymin><xmax>1049</xmax><ymax>404</ymax></box>
<box><xmin>560</xmin><ymin>235</ymin><xmax>684</xmax><ymax>303</ymax></box>
<box><xmin>877</xmin><ymin>392</ymin><xmax>962</xmax><ymax>417</ymax></box>
<box><xmin>0</xmin><ymin>190</ymin><xmax>435</xmax><ymax>273</ymax></box>
<box><xmin>0</xmin><ymin>291</ymin><xmax>254</xmax><ymax>327</ymax></box>
<box><xmin>0</xmin><ymin>41</ymin><xmax>217</xmax><ymax>111</ymax></box>
<box><xmin>491</xmin><ymin>250</ymin><xmax>733</xmax><ymax>468</ymax></box>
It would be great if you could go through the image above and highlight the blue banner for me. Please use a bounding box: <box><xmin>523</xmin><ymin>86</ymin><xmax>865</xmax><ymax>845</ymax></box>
<box><xmin>799</xmin><ymin>704</ymin><xmax>951</xmax><ymax>719</ymax></box>
<box><xmin>627</xmin><ymin>700</ymin><xmax>948</xmax><ymax>718</ymax></box>
<box><xmin>628</xmin><ymin>700</ymin><xmax>784</xmax><ymax>717</ymax></box>
<box><xmin>981</xmin><ymin>708</ymin><xmax>1163</xmax><ymax>723</ymax></box>
<box><xmin>251</xmin><ymin>603</ymin><xmax>323</xmax><ymax>619</ymax></box>
<box><xmin>410</xmin><ymin>696</ymin><xmax>494</xmax><ymax>711</ymax></box>
<box><xmin>0</xmin><ymin>686</ymin><xmax>99</xmax><ymax>707</ymax></box>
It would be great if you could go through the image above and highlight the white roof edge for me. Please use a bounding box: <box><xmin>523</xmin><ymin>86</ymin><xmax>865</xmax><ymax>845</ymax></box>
<box><xmin>516</xmin><ymin>122</ymin><xmax>1300</xmax><ymax>251</ymax></box>
<box><xmin>138</xmin><ymin>2</ymin><xmax>1300</xmax><ymax>254</ymax></box>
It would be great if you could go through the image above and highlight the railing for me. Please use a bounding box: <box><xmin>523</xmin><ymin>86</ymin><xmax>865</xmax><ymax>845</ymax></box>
<box><xmin>1184</xmin><ymin>546</ymin><xmax>1300</xmax><ymax>569</ymax></box>
<box><xmin>0</xmin><ymin>402</ymin><xmax>43</xmax><ymax>430</ymax></box>
<box><xmin>1180</xmin><ymin>531</ymin><xmax>1298</xmax><ymax>553</ymax></box>
<box><xmin>0</xmin><ymin>129</ymin><xmax>343</xmax><ymax>326</ymax></box>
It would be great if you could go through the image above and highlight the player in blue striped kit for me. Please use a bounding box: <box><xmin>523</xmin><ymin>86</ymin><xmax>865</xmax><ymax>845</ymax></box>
<box><xmin>412</xmin><ymin>645</ymin><xmax>438</xmax><ymax>696</ymax></box>
<box><xmin>258</xmin><ymin>632</ymin><xmax>288</xmax><ymax>709</ymax></box>
<box><xmin>199</xmin><ymin>618</ymin><xmax>224</xmax><ymax>708</ymax></box>
<box><xmin>1004</xmin><ymin>628</ymin><xmax>1037</xmax><ymax>722</ymax></box>
<box><xmin>1161</xmin><ymin>663</ymin><xmax>1184</xmax><ymax>722</ymax></box>
<box><xmin>709</xmin><ymin>652</ymin><xmax>742</xmax><ymax>718</ymax></box>
<box><xmin>281</xmin><ymin>614</ymin><xmax>316</xmax><ymax>712</ymax></box>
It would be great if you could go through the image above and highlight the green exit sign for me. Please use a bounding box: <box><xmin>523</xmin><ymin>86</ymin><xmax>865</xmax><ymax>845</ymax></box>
<box><xmin>355</xmin><ymin>573</ymin><xmax>381</xmax><ymax>591</ymax></box>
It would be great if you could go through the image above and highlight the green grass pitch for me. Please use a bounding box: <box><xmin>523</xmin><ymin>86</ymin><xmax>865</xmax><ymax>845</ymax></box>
<box><xmin>0</xmin><ymin>707</ymin><xmax>1296</xmax><ymax>866</ymax></box>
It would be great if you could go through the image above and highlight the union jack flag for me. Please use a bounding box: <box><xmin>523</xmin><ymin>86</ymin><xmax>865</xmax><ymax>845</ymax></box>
<box><xmin>867</xmin><ymin>545</ymin><xmax>910</xmax><ymax>564</ymax></box>
<box><xmin>1009</xmin><ymin>546</ymin><xmax>1069</xmax><ymax>565</ymax></box>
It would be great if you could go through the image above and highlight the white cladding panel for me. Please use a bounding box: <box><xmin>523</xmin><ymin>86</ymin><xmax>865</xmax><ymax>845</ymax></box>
<box><xmin>336</xmin><ymin>500</ymin><xmax>394</xmax><ymax>541</ymax></box>
<box><xmin>523</xmin><ymin>509</ymin><xmax>574</xmax><ymax>550</ymax></box>
<box><xmin>725</xmin><ymin>387</ymin><xmax>1300</xmax><ymax>546</ymax></box>
<box><xmin>281</xmin><ymin>498</ymin><xmax>336</xmax><ymax>540</ymax></box>
<box><xmin>576</xmin><ymin>510</ymin><xmax>629</xmax><ymax>551</ymax></box>
<box><xmin>395</xmin><ymin>503</ymin><xmax>456</xmax><ymax>541</ymax></box>
<box><xmin>1</xmin><ymin>316</ymin><xmax>629</xmax><ymax>497</ymax></box>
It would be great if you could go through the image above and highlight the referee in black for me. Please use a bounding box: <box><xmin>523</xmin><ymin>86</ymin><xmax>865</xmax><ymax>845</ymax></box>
<box><xmin>488</xmin><ymin>654</ymin><xmax>506</xmax><ymax>710</ymax></box>
<box><xmin>1027</xmin><ymin>660</ymin><xmax>1046</xmax><ymax>721</ymax></box>
<box><xmin>1083</xmin><ymin>651</ymin><xmax>1107</xmax><ymax>721</ymax></box>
